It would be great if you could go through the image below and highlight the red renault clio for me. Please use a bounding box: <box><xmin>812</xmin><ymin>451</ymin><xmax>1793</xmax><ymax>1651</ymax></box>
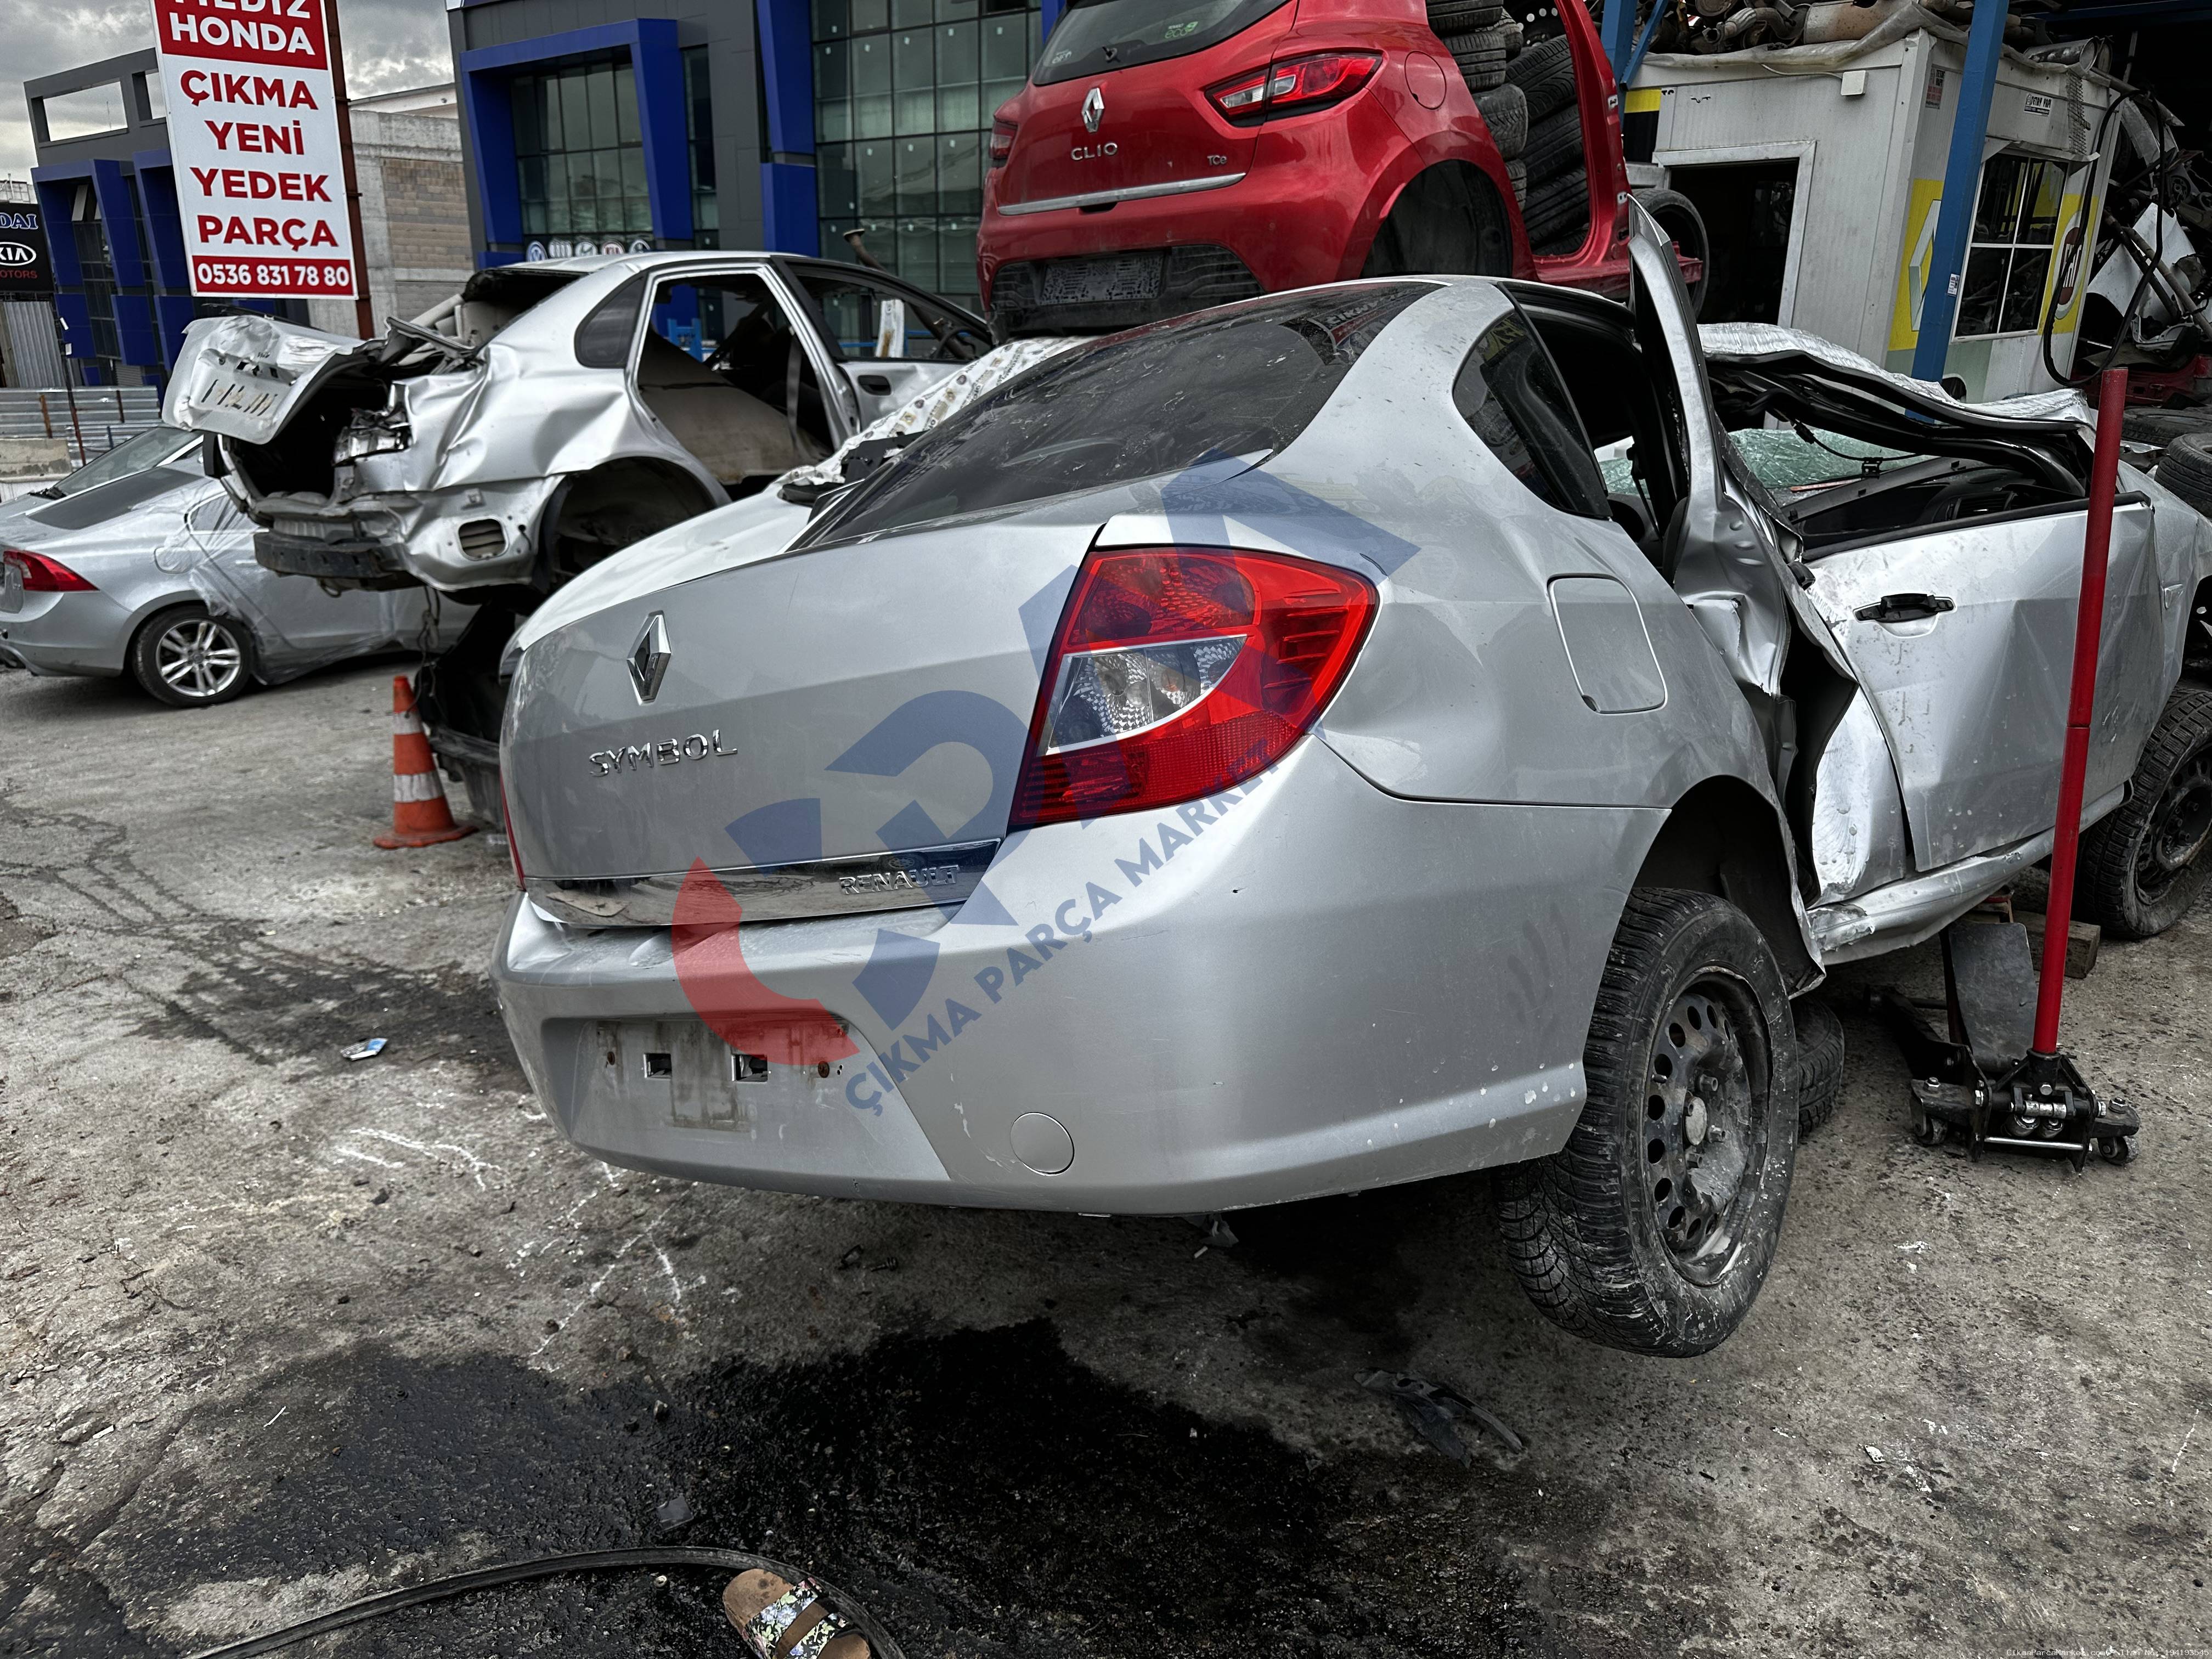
<box><xmin>978</xmin><ymin>0</ymin><xmax>1698</xmax><ymax>334</ymax></box>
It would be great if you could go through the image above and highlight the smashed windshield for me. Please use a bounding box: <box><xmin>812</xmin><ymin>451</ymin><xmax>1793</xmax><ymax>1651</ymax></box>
<box><xmin>807</xmin><ymin>283</ymin><xmax>1432</xmax><ymax>544</ymax></box>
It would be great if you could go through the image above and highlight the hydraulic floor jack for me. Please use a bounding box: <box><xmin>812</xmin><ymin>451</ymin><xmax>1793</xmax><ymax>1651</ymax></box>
<box><xmin>1870</xmin><ymin>368</ymin><xmax>2142</xmax><ymax>1170</ymax></box>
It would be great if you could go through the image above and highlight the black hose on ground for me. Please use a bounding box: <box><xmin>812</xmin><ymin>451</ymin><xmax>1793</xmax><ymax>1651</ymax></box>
<box><xmin>185</xmin><ymin>1546</ymin><xmax>907</xmax><ymax>1659</ymax></box>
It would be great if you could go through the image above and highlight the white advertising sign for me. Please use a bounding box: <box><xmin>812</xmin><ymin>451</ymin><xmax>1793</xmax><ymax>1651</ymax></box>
<box><xmin>151</xmin><ymin>0</ymin><xmax>358</xmax><ymax>298</ymax></box>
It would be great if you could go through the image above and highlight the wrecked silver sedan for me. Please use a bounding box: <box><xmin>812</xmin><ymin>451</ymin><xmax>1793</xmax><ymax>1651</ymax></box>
<box><xmin>492</xmin><ymin>213</ymin><xmax>2212</xmax><ymax>1357</ymax></box>
<box><xmin>0</xmin><ymin>427</ymin><xmax>466</xmax><ymax>707</ymax></box>
<box><xmin>161</xmin><ymin>253</ymin><xmax>991</xmax><ymax>595</ymax></box>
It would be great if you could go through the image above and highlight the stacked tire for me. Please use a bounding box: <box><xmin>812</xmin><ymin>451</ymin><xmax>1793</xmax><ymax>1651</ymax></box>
<box><xmin>1505</xmin><ymin>33</ymin><xmax>1589</xmax><ymax>255</ymax></box>
<box><xmin>1430</xmin><ymin>1</ymin><xmax>1511</xmax><ymax>92</ymax></box>
<box><xmin>1432</xmin><ymin>1</ymin><xmax>1526</xmax><ymax>203</ymax></box>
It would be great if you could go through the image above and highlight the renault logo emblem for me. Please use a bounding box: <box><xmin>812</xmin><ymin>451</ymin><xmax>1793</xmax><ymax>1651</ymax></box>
<box><xmin>629</xmin><ymin>611</ymin><xmax>671</xmax><ymax>703</ymax></box>
<box><xmin>1081</xmin><ymin>86</ymin><xmax>1105</xmax><ymax>133</ymax></box>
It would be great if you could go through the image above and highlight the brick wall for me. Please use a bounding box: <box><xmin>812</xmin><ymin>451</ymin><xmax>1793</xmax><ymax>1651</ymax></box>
<box><xmin>306</xmin><ymin>109</ymin><xmax>473</xmax><ymax>335</ymax></box>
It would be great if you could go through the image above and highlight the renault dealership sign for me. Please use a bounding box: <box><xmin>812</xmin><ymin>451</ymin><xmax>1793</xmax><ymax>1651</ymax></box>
<box><xmin>152</xmin><ymin>0</ymin><xmax>358</xmax><ymax>298</ymax></box>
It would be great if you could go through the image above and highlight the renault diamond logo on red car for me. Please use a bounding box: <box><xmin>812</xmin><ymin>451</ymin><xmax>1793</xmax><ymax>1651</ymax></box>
<box><xmin>1081</xmin><ymin>84</ymin><xmax>1104</xmax><ymax>132</ymax></box>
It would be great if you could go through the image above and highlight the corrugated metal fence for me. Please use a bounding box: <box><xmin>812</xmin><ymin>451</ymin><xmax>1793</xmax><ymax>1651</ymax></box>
<box><xmin>0</xmin><ymin>386</ymin><xmax>165</xmax><ymax>465</ymax></box>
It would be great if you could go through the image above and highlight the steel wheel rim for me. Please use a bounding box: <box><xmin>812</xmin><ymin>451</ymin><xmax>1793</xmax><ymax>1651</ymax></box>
<box><xmin>2136</xmin><ymin>749</ymin><xmax>2212</xmax><ymax>900</ymax></box>
<box><xmin>155</xmin><ymin>618</ymin><xmax>242</xmax><ymax>698</ymax></box>
<box><xmin>1642</xmin><ymin>972</ymin><xmax>1767</xmax><ymax>1285</ymax></box>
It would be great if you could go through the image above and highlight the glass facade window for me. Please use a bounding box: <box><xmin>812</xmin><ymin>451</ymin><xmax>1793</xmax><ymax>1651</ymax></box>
<box><xmin>812</xmin><ymin>0</ymin><xmax>1041</xmax><ymax>303</ymax></box>
<box><xmin>685</xmin><ymin>46</ymin><xmax>718</xmax><ymax>247</ymax></box>
<box><xmin>1957</xmin><ymin>152</ymin><xmax>2068</xmax><ymax>340</ymax></box>
<box><xmin>512</xmin><ymin>59</ymin><xmax>652</xmax><ymax>250</ymax></box>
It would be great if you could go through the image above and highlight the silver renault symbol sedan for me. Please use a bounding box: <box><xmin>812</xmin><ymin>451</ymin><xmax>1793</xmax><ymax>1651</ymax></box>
<box><xmin>1</xmin><ymin>428</ymin><xmax>468</xmax><ymax>707</ymax></box>
<box><xmin>491</xmin><ymin>214</ymin><xmax>2212</xmax><ymax>1355</ymax></box>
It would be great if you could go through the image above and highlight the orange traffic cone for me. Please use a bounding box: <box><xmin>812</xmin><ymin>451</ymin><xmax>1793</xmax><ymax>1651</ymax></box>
<box><xmin>373</xmin><ymin>674</ymin><xmax>477</xmax><ymax>849</ymax></box>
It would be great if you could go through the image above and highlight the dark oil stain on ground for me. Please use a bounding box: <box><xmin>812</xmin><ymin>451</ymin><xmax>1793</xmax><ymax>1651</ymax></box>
<box><xmin>0</xmin><ymin>783</ymin><xmax>519</xmax><ymax>1085</ymax></box>
<box><xmin>8</xmin><ymin>1322</ymin><xmax>1585</xmax><ymax>1659</ymax></box>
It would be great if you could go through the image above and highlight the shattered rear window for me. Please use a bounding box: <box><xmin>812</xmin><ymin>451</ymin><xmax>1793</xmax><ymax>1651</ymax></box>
<box><xmin>808</xmin><ymin>284</ymin><xmax>1433</xmax><ymax>545</ymax></box>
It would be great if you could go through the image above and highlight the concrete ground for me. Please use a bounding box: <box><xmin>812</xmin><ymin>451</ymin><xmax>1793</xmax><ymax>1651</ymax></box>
<box><xmin>2</xmin><ymin>656</ymin><xmax>2208</xmax><ymax>1659</ymax></box>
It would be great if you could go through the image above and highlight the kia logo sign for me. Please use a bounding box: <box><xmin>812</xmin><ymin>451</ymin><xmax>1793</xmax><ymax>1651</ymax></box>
<box><xmin>0</xmin><ymin>241</ymin><xmax>35</xmax><ymax>268</ymax></box>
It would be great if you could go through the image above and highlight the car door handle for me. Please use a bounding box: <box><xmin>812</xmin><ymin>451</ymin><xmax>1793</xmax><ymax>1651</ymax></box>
<box><xmin>855</xmin><ymin>373</ymin><xmax>893</xmax><ymax>394</ymax></box>
<box><xmin>1855</xmin><ymin>592</ymin><xmax>1956</xmax><ymax>624</ymax></box>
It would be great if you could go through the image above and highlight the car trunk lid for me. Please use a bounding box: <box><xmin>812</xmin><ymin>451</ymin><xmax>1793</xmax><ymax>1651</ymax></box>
<box><xmin>1000</xmin><ymin>2</ymin><xmax>1296</xmax><ymax>210</ymax></box>
<box><xmin>164</xmin><ymin>312</ymin><xmax>382</xmax><ymax>448</ymax></box>
<box><xmin>503</xmin><ymin>514</ymin><xmax>1103</xmax><ymax>924</ymax></box>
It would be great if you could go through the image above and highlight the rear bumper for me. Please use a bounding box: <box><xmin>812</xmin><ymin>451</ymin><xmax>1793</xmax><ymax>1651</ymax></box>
<box><xmin>980</xmin><ymin>163</ymin><xmax>1369</xmax><ymax>324</ymax></box>
<box><xmin>493</xmin><ymin>737</ymin><xmax>1660</xmax><ymax>1214</ymax></box>
<box><xmin>0</xmin><ymin>589</ymin><xmax>134</xmax><ymax>677</ymax></box>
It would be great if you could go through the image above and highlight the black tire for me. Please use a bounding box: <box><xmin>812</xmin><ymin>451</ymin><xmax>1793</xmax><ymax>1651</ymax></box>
<box><xmin>1474</xmin><ymin>83</ymin><xmax>1528</xmax><ymax>158</ymax></box>
<box><xmin>1506</xmin><ymin>157</ymin><xmax>1527</xmax><ymax>204</ymax></box>
<box><xmin>1521</xmin><ymin>103</ymin><xmax>1585</xmax><ymax>184</ymax></box>
<box><xmin>1454</xmin><ymin>51</ymin><xmax>1508</xmax><ymax>91</ymax></box>
<box><xmin>2076</xmin><ymin>687</ymin><xmax>2212</xmax><ymax>939</ymax></box>
<box><xmin>2157</xmin><ymin>430</ymin><xmax>2212</xmax><ymax>519</ymax></box>
<box><xmin>1522</xmin><ymin>166</ymin><xmax>1589</xmax><ymax>247</ymax></box>
<box><xmin>1793</xmin><ymin>997</ymin><xmax>1845</xmax><ymax>1138</ymax></box>
<box><xmin>1505</xmin><ymin>33</ymin><xmax>1577</xmax><ymax>123</ymax></box>
<box><xmin>1427</xmin><ymin>0</ymin><xmax>1505</xmax><ymax>31</ymax></box>
<box><xmin>1498</xmin><ymin>889</ymin><xmax>1799</xmax><ymax>1357</ymax></box>
<box><xmin>1637</xmin><ymin>185</ymin><xmax>1712</xmax><ymax>321</ymax></box>
<box><xmin>1499</xmin><ymin>17</ymin><xmax>1524</xmax><ymax>53</ymax></box>
<box><xmin>128</xmin><ymin>603</ymin><xmax>253</xmax><ymax>708</ymax></box>
<box><xmin>1362</xmin><ymin>162</ymin><xmax>1515</xmax><ymax>279</ymax></box>
<box><xmin>1439</xmin><ymin>25</ymin><xmax>1510</xmax><ymax>55</ymax></box>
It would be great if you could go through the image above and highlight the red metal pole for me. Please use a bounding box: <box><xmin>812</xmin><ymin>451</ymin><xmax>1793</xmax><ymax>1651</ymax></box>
<box><xmin>323</xmin><ymin>0</ymin><xmax>377</xmax><ymax>340</ymax></box>
<box><xmin>2031</xmin><ymin>366</ymin><xmax>2128</xmax><ymax>1057</ymax></box>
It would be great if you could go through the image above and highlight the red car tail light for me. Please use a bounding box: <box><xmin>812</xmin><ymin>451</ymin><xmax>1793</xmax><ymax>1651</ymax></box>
<box><xmin>989</xmin><ymin>115</ymin><xmax>1018</xmax><ymax>167</ymax></box>
<box><xmin>1010</xmin><ymin>546</ymin><xmax>1377</xmax><ymax>830</ymax></box>
<box><xmin>3</xmin><ymin>548</ymin><xmax>95</xmax><ymax>592</ymax></box>
<box><xmin>1206</xmin><ymin>50</ymin><xmax>1383</xmax><ymax>122</ymax></box>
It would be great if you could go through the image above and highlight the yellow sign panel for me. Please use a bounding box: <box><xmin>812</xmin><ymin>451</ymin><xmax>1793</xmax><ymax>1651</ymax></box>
<box><xmin>1888</xmin><ymin>178</ymin><xmax>1944</xmax><ymax>353</ymax></box>
<box><xmin>1623</xmin><ymin>87</ymin><xmax>1663</xmax><ymax>115</ymax></box>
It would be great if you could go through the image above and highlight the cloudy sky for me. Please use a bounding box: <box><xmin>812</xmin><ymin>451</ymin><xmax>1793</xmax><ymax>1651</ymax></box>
<box><xmin>0</xmin><ymin>0</ymin><xmax>453</xmax><ymax>182</ymax></box>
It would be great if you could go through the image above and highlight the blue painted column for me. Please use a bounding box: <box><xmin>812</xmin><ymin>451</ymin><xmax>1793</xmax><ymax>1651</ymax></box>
<box><xmin>1041</xmin><ymin>0</ymin><xmax>1066</xmax><ymax>35</ymax></box>
<box><xmin>1600</xmin><ymin>0</ymin><xmax>1638</xmax><ymax>82</ymax></box>
<box><xmin>1909</xmin><ymin>2</ymin><xmax>2007</xmax><ymax>382</ymax></box>
<box><xmin>754</xmin><ymin>0</ymin><xmax>818</xmax><ymax>255</ymax></box>
<box><xmin>459</xmin><ymin>58</ymin><xmax>523</xmax><ymax>263</ymax></box>
<box><xmin>632</xmin><ymin>20</ymin><xmax>696</xmax><ymax>245</ymax></box>
<box><xmin>134</xmin><ymin>154</ymin><xmax>195</xmax><ymax>367</ymax></box>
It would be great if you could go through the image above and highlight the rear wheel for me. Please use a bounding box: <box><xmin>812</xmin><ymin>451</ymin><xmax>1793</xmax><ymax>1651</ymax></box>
<box><xmin>1498</xmin><ymin>888</ymin><xmax>1799</xmax><ymax>1356</ymax></box>
<box><xmin>2077</xmin><ymin>687</ymin><xmax>2212</xmax><ymax>939</ymax></box>
<box><xmin>130</xmin><ymin>604</ymin><xmax>251</xmax><ymax>708</ymax></box>
<box><xmin>1361</xmin><ymin>163</ymin><xmax>1515</xmax><ymax>279</ymax></box>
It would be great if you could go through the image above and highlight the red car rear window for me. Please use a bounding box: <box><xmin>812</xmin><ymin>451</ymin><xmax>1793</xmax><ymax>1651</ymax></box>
<box><xmin>1035</xmin><ymin>0</ymin><xmax>1291</xmax><ymax>86</ymax></box>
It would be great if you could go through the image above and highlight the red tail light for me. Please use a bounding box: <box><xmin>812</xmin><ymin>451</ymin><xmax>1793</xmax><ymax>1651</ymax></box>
<box><xmin>1206</xmin><ymin>50</ymin><xmax>1383</xmax><ymax>122</ymax></box>
<box><xmin>989</xmin><ymin>115</ymin><xmax>1018</xmax><ymax>167</ymax></box>
<box><xmin>1010</xmin><ymin>546</ymin><xmax>1376</xmax><ymax>830</ymax></box>
<box><xmin>3</xmin><ymin>548</ymin><xmax>95</xmax><ymax>592</ymax></box>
